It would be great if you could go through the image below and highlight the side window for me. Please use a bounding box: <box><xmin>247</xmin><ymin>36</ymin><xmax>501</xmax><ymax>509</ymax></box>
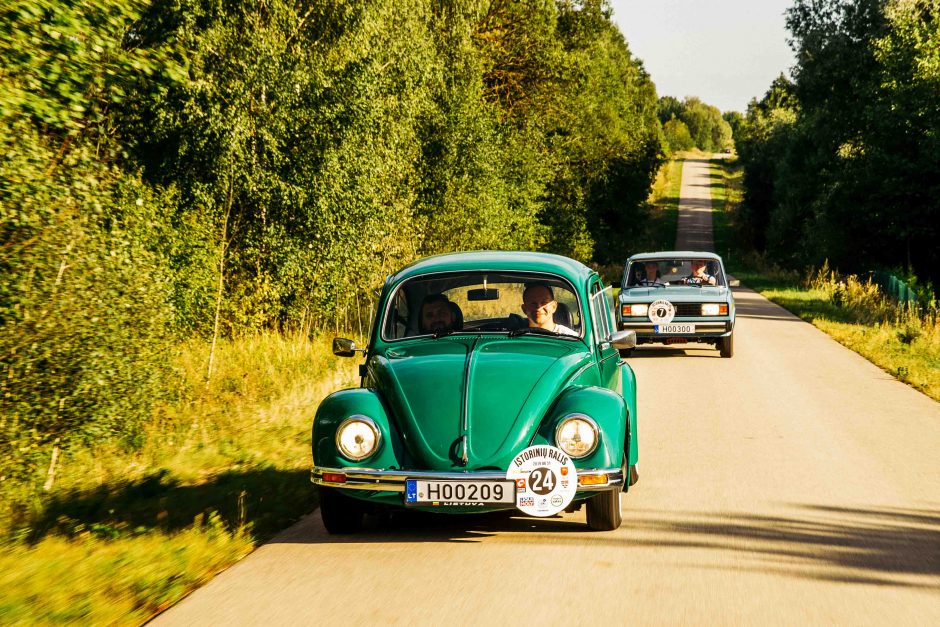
<box><xmin>384</xmin><ymin>290</ymin><xmax>409</xmax><ymax>339</ymax></box>
<box><xmin>601</xmin><ymin>286</ymin><xmax>616</xmax><ymax>334</ymax></box>
<box><xmin>590</xmin><ymin>282</ymin><xmax>611</xmax><ymax>341</ymax></box>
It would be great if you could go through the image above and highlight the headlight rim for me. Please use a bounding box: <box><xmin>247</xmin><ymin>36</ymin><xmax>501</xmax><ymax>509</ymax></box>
<box><xmin>554</xmin><ymin>413</ymin><xmax>600</xmax><ymax>459</ymax></box>
<box><xmin>335</xmin><ymin>415</ymin><xmax>382</xmax><ymax>461</ymax></box>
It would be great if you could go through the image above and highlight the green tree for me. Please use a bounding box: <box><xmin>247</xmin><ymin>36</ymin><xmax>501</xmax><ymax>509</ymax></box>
<box><xmin>0</xmin><ymin>0</ymin><xmax>181</xmax><ymax>478</ymax></box>
<box><xmin>737</xmin><ymin>0</ymin><xmax>939</xmax><ymax>288</ymax></box>
<box><xmin>663</xmin><ymin>116</ymin><xmax>695</xmax><ymax>152</ymax></box>
<box><xmin>722</xmin><ymin>110</ymin><xmax>745</xmax><ymax>140</ymax></box>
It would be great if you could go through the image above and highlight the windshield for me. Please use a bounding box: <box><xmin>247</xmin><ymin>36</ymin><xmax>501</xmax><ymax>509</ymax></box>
<box><xmin>382</xmin><ymin>271</ymin><xmax>582</xmax><ymax>340</ymax></box>
<box><xmin>623</xmin><ymin>258</ymin><xmax>726</xmax><ymax>287</ymax></box>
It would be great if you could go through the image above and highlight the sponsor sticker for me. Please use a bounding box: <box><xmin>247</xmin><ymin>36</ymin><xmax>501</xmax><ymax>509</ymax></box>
<box><xmin>506</xmin><ymin>445</ymin><xmax>578</xmax><ymax>517</ymax></box>
<box><xmin>648</xmin><ymin>299</ymin><xmax>675</xmax><ymax>325</ymax></box>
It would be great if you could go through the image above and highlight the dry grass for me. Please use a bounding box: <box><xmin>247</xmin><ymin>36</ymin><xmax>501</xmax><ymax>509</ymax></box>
<box><xmin>0</xmin><ymin>332</ymin><xmax>360</xmax><ymax>624</ymax></box>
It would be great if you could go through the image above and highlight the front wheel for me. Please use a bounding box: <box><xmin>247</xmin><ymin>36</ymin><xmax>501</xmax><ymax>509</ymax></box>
<box><xmin>585</xmin><ymin>489</ymin><xmax>622</xmax><ymax>531</ymax></box>
<box><xmin>719</xmin><ymin>332</ymin><xmax>734</xmax><ymax>358</ymax></box>
<box><xmin>318</xmin><ymin>486</ymin><xmax>364</xmax><ymax>534</ymax></box>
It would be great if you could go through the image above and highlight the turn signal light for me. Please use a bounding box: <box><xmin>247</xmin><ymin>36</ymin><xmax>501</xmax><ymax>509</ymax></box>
<box><xmin>622</xmin><ymin>304</ymin><xmax>649</xmax><ymax>317</ymax></box>
<box><xmin>578</xmin><ymin>474</ymin><xmax>608</xmax><ymax>486</ymax></box>
<box><xmin>322</xmin><ymin>472</ymin><xmax>347</xmax><ymax>483</ymax></box>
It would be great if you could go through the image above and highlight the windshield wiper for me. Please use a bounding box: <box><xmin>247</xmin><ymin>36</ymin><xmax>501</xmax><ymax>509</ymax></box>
<box><xmin>508</xmin><ymin>327</ymin><xmax>578</xmax><ymax>339</ymax></box>
<box><xmin>509</xmin><ymin>327</ymin><xmax>556</xmax><ymax>337</ymax></box>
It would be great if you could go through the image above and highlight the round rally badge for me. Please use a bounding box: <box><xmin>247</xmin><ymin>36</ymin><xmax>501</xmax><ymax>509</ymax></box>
<box><xmin>506</xmin><ymin>445</ymin><xmax>578</xmax><ymax>517</ymax></box>
<box><xmin>647</xmin><ymin>299</ymin><xmax>675</xmax><ymax>324</ymax></box>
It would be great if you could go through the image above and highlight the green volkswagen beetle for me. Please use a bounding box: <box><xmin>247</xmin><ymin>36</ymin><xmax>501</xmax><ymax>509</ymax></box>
<box><xmin>311</xmin><ymin>251</ymin><xmax>639</xmax><ymax>533</ymax></box>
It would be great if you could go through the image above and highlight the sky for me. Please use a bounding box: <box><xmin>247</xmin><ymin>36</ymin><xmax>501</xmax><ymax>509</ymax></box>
<box><xmin>608</xmin><ymin>0</ymin><xmax>797</xmax><ymax>113</ymax></box>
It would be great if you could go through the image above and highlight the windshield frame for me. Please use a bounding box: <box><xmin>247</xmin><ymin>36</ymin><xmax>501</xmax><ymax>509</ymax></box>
<box><xmin>378</xmin><ymin>270</ymin><xmax>586</xmax><ymax>343</ymax></box>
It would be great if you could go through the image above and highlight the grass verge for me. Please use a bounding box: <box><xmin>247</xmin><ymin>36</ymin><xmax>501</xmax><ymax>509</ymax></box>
<box><xmin>0</xmin><ymin>333</ymin><xmax>359</xmax><ymax>623</ymax></box>
<box><xmin>709</xmin><ymin>157</ymin><xmax>940</xmax><ymax>401</ymax></box>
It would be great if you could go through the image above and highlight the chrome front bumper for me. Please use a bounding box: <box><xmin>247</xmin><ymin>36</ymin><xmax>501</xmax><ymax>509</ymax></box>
<box><xmin>311</xmin><ymin>466</ymin><xmax>624</xmax><ymax>492</ymax></box>
<box><xmin>619</xmin><ymin>321</ymin><xmax>732</xmax><ymax>336</ymax></box>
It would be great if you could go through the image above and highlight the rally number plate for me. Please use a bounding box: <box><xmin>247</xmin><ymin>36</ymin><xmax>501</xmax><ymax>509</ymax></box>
<box><xmin>405</xmin><ymin>480</ymin><xmax>515</xmax><ymax>506</ymax></box>
<box><xmin>655</xmin><ymin>323</ymin><xmax>695</xmax><ymax>334</ymax></box>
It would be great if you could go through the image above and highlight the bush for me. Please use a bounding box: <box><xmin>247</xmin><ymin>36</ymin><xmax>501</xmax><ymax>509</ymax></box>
<box><xmin>0</xmin><ymin>124</ymin><xmax>178</xmax><ymax>483</ymax></box>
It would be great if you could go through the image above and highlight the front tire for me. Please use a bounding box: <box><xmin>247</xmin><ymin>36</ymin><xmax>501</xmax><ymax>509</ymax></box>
<box><xmin>585</xmin><ymin>489</ymin><xmax>622</xmax><ymax>531</ymax></box>
<box><xmin>719</xmin><ymin>332</ymin><xmax>734</xmax><ymax>358</ymax></box>
<box><xmin>618</xmin><ymin>348</ymin><xmax>634</xmax><ymax>358</ymax></box>
<box><xmin>318</xmin><ymin>486</ymin><xmax>364</xmax><ymax>534</ymax></box>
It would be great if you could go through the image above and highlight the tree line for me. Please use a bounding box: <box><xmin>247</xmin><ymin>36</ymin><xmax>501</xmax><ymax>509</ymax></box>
<box><xmin>1</xmin><ymin>0</ymin><xmax>670</xmax><ymax>479</ymax></box>
<box><xmin>658</xmin><ymin>95</ymin><xmax>734</xmax><ymax>154</ymax></box>
<box><xmin>734</xmin><ymin>0</ymin><xmax>939</xmax><ymax>293</ymax></box>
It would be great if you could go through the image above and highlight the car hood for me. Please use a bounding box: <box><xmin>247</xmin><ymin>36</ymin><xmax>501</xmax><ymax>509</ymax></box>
<box><xmin>372</xmin><ymin>336</ymin><xmax>591</xmax><ymax>471</ymax></box>
<box><xmin>620</xmin><ymin>285</ymin><xmax>730</xmax><ymax>300</ymax></box>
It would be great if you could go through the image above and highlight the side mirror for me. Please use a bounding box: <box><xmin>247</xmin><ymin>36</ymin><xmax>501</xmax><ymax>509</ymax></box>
<box><xmin>608</xmin><ymin>329</ymin><xmax>636</xmax><ymax>350</ymax></box>
<box><xmin>332</xmin><ymin>337</ymin><xmax>363</xmax><ymax>357</ymax></box>
<box><xmin>729</xmin><ymin>278</ymin><xmax>741</xmax><ymax>287</ymax></box>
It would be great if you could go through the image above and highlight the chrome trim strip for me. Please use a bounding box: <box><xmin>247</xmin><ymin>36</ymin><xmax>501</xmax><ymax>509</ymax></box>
<box><xmin>311</xmin><ymin>466</ymin><xmax>623</xmax><ymax>492</ymax></box>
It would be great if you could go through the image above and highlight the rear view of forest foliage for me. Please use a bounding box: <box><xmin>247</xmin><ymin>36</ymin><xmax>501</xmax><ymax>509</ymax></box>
<box><xmin>2</xmin><ymin>1</ymin><xmax>673</xmax><ymax>483</ymax></box>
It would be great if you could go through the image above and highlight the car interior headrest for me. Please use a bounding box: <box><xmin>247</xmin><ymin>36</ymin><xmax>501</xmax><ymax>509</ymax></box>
<box><xmin>553</xmin><ymin>302</ymin><xmax>572</xmax><ymax>328</ymax></box>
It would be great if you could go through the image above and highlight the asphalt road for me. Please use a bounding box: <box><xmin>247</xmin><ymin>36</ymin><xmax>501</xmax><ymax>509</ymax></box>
<box><xmin>156</xmin><ymin>158</ymin><xmax>940</xmax><ymax>626</ymax></box>
<box><xmin>675</xmin><ymin>157</ymin><xmax>716</xmax><ymax>251</ymax></box>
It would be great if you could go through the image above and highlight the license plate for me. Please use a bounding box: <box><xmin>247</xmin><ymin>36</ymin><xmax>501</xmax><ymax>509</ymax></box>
<box><xmin>655</xmin><ymin>323</ymin><xmax>695</xmax><ymax>333</ymax></box>
<box><xmin>405</xmin><ymin>480</ymin><xmax>515</xmax><ymax>506</ymax></box>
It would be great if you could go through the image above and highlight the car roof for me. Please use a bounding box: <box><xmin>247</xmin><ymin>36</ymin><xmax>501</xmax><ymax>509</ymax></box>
<box><xmin>389</xmin><ymin>251</ymin><xmax>596</xmax><ymax>286</ymax></box>
<box><xmin>626</xmin><ymin>251</ymin><xmax>724</xmax><ymax>263</ymax></box>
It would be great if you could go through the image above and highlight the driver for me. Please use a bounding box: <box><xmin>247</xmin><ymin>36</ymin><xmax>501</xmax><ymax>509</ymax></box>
<box><xmin>682</xmin><ymin>259</ymin><xmax>717</xmax><ymax>285</ymax></box>
<box><xmin>521</xmin><ymin>283</ymin><xmax>578</xmax><ymax>336</ymax></box>
<box><xmin>419</xmin><ymin>294</ymin><xmax>461</xmax><ymax>334</ymax></box>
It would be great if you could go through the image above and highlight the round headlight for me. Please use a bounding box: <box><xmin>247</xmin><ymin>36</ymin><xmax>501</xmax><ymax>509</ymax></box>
<box><xmin>336</xmin><ymin>416</ymin><xmax>381</xmax><ymax>461</ymax></box>
<box><xmin>555</xmin><ymin>414</ymin><xmax>599</xmax><ymax>458</ymax></box>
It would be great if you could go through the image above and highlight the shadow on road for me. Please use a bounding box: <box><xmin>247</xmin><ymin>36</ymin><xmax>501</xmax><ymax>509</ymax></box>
<box><xmin>286</xmin><ymin>502</ymin><xmax>940</xmax><ymax>589</ymax></box>
<box><xmin>625</xmin><ymin>346</ymin><xmax>722</xmax><ymax>359</ymax></box>
<box><xmin>278</xmin><ymin>498</ymin><xmax>940</xmax><ymax>590</ymax></box>
<box><xmin>276</xmin><ymin>508</ymin><xmax>588</xmax><ymax>545</ymax></box>
<box><xmin>16</xmin><ymin>468</ymin><xmax>317</xmax><ymax>544</ymax></box>
<box><xmin>621</xmin><ymin>504</ymin><xmax>940</xmax><ymax>589</ymax></box>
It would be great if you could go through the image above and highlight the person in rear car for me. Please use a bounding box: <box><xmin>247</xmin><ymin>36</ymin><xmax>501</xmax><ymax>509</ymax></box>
<box><xmin>681</xmin><ymin>260</ymin><xmax>717</xmax><ymax>286</ymax></box>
